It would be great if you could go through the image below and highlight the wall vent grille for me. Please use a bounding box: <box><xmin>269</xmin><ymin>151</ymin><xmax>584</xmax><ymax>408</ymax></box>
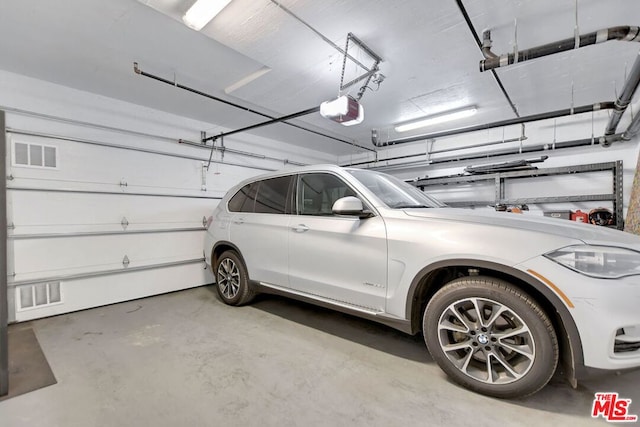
<box><xmin>17</xmin><ymin>282</ymin><xmax>63</xmax><ymax>311</ymax></box>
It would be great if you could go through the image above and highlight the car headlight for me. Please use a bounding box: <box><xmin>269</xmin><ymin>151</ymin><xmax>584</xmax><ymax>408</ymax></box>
<box><xmin>545</xmin><ymin>245</ymin><xmax>640</xmax><ymax>279</ymax></box>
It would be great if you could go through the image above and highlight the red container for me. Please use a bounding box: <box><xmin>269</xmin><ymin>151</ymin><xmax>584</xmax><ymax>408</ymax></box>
<box><xmin>571</xmin><ymin>210</ymin><xmax>589</xmax><ymax>223</ymax></box>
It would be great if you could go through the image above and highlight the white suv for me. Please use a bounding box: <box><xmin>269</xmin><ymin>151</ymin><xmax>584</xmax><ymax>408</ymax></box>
<box><xmin>204</xmin><ymin>164</ymin><xmax>640</xmax><ymax>398</ymax></box>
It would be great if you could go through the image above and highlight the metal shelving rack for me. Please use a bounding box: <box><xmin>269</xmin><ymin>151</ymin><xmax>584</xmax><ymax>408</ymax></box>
<box><xmin>413</xmin><ymin>161</ymin><xmax>624</xmax><ymax>230</ymax></box>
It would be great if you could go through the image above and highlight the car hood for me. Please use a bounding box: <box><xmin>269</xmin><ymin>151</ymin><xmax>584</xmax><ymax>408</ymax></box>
<box><xmin>402</xmin><ymin>208</ymin><xmax>640</xmax><ymax>247</ymax></box>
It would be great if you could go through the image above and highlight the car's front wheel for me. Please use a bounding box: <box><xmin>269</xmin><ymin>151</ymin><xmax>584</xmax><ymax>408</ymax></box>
<box><xmin>214</xmin><ymin>250</ymin><xmax>255</xmax><ymax>306</ymax></box>
<box><xmin>423</xmin><ymin>276</ymin><xmax>558</xmax><ymax>398</ymax></box>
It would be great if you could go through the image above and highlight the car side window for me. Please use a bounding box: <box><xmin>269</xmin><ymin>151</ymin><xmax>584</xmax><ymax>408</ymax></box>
<box><xmin>297</xmin><ymin>173</ymin><xmax>356</xmax><ymax>216</ymax></box>
<box><xmin>255</xmin><ymin>176</ymin><xmax>293</xmax><ymax>214</ymax></box>
<box><xmin>228</xmin><ymin>182</ymin><xmax>258</xmax><ymax>212</ymax></box>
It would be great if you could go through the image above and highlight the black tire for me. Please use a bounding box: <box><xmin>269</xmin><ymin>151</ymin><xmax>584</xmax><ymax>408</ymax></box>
<box><xmin>423</xmin><ymin>276</ymin><xmax>558</xmax><ymax>398</ymax></box>
<box><xmin>213</xmin><ymin>250</ymin><xmax>255</xmax><ymax>306</ymax></box>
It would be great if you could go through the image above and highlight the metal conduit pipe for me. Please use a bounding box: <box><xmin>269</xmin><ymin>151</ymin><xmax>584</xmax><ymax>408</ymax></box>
<box><xmin>177</xmin><ymin>139</ymin><xmax>307</xmax><ymax>166</ymax></box>
<box><xmin>480</xmin><ymin>26</ymin><xmax>640</xmax><ymax>72</ymax></box>
<box><xmin>7</xmin><ymin>129</ymin><xmax>276</xmax><ymax>171</ymax></box>
<box><xmin>605</xmin><ymin>50</ymin><xmax>640</xmax><ymax>135</ymax></box>
<box><xmin>373</xmin><ymin>102</ymin><xmax>614</xmax><ymax>147</ymax></box>
<box><xmin>622</xmin><ymin>103</ymin><xmax>640</xmax><ymax>140</ymax></box>
<box><xmin>2</xmin><ymin>107</ymin><xmax>306</xmax><ymax>167</ymax></box>
<box><xmin>345</xmin><ymin>136</ymin><xmax>524</xmax><ymax>167</ymax></box>
<box><xmin>1</xmin><ymin>105</ymin><xmax>179</xmax><ymax>143</ymax></box>
<box><xmin>455</xmin><ymin>0</ymin><xmax>519</xmax><ymax>118</ymax></box>
<box><xmin>367</xmin><ymin>134</ymin><xmax>623</xmax><ymax>171</ymax></box>
<box><xmin>133</xmin><ymin>63</ymin><xmax>374</xmax><ymax>153</ymax></box>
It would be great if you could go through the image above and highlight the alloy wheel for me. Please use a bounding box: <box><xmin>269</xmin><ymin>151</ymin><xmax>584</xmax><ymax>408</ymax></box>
<box><xmin>217</xmin><ymin>258</ymin><xmax>241</xmax><ymax>299</ymax></box>
<box><xmin>437</xmin><ymin>297</ymin><xmax>535</xmax><ymax>385</ymax></box>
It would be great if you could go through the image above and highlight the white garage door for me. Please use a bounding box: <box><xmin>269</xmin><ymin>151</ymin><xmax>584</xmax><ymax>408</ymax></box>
<box><xmin>4</xmin><ymin>114</ymin><xmax>272</xmax><ymax>322</ymax></box>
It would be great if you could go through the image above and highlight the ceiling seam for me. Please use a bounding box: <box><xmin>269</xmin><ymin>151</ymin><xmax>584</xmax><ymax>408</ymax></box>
<box><xmin>269</xmin><ymin>0</ymin><xmax>372</xmax><ymax>72</ymax></box>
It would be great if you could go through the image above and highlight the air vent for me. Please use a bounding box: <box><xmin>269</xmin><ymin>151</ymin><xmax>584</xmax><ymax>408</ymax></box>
<box><xmin>614</xmin><ymin>327</ymin><xmax>640</xmax><ymax>353</ymax></box>
<box><xmin>17</xmin><ymin>282</ymin><xmax>63</xmax><ymax>311</ymax></box>
<box><xmin>13</xmin><ymin>142</ymin><xmax>57</xmax><ymax>168</ymax></box>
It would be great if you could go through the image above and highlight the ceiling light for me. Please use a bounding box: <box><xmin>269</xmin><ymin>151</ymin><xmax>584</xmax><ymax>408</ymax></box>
<box><xmin>183</xmin><ymin>0</ymin><xmax>232</xmax><ymax>31</ymax></box>
<box><xmin>320</xmin><ymin>95</ymin><xmax>364</xmax><ymax>126</ymax></box>
<box><xmin>224</xmin><ymin>66</ymin><xmax>271</xmax><ymax>94</ymax></box>
<box><xmin>394</xmin><ymin>106</ymin><xmax>477</xmax><ymax>133</ymax></box>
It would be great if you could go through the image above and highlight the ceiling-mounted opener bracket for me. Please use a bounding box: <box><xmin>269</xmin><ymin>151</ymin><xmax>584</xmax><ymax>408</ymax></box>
<box><xmin>339</xmin><ymin>33</ymin><xmax>383</xmax><ymax>100</ymax></box>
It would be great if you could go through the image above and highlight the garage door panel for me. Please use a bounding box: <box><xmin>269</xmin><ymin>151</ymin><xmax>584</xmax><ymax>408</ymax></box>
<box><xmin>9</xmin><ymin>134</ymin><xmax>226</xmax><ymax>193</ymax></box>
<box><xmin>4</xmin><ymin>102</ymin><xmax>279</xmax><ymax>322</ymax></box>
<box><xmin>12</xmin><ymin>263</ymin><xmax>213</xmax><ymax>322</ymax></box>
<box><xmin>8</xmin><ymin>191</ymin><xmax>218</xmax><ymax>234</ymax></box>
<box><xmin>11</xmin><ymin>232</ymin><xmax>206</xmax><ymax>278</ymax></box>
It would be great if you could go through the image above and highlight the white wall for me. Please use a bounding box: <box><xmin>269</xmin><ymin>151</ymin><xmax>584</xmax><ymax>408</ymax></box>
<box><xmin>1</xmin><ymin>70</ymin><xmax>336</xmax><ymax>322</ymax></box>
<box><xmin>339</xmin><ymin>109</ymin><xmax>640</xmax><ymax>220</ymax></box>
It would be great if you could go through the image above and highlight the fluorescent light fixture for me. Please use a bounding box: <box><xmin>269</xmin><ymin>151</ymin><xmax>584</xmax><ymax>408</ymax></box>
<box><xmin>394</xmin><ymin>106</ymin><xmax>477</xmax><ymax>133</ymax></box>
<box><xmin>183</xmin><ymin>0</ymin><xmax>232</xmax><ymax>31</ymax></box>
<box><xmin>225</xmin><ymin>66</ymin><xmax>271</xmax><ymax>94</ymax></box>
<box><xmin>320</xmin><ymin>95</ymin><xmax>364</xmax><ymax>126</ymax></box>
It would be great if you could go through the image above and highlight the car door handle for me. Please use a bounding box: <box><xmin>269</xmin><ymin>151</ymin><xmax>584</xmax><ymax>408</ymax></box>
<box><xmin>292</xmin><ymin>224</ymin><xmax>309</xmax><ymax>233</ymax></box>
<box><xmin>233</xmin><ymin>218</ymin><xmax>245</xmax><ymax>225</ymax></box>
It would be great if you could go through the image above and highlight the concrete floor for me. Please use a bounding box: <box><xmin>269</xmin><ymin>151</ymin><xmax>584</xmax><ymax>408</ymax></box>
<box><xmin>0</xmin><ymin>286</ymin><xmax>638</xmax><ymax>426</ymax></box>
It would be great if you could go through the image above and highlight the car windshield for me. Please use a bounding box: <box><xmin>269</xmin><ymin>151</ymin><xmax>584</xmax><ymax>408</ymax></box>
<box><xmin>348</xmin><ymin>169</ymin><xmax>446</xmax><ymax>209</ymax></box>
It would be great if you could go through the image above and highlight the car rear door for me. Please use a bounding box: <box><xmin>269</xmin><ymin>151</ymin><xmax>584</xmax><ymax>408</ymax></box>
<box><xmin>227</xmin><ymin>175</ymin><xmax>294</xmax><ymax>287</ymax></box>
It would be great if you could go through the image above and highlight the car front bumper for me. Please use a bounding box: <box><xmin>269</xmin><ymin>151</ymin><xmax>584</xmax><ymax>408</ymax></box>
<box><xmin>518</xmin><ymin>257</ymin><xmax>640</xmax><ymax>372</ymax></box>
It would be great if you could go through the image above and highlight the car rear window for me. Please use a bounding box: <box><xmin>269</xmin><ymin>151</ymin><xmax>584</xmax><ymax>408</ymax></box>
<box><xmin>228</xmin><ymin>176</ymin><xmax>293</xmax><ymax>214</ymax></box>
<box><xmin>228</xmin><ymin>182</ymin><xmax>258</xmax><ymax>212</ymax></box>
<box><xmin>255</xmin><ymin>176</ymin><xmax>293</xmax><ymax>214</ymax></box>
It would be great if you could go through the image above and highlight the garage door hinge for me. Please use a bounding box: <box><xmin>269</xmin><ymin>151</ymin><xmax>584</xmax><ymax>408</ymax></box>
<box><xmin>7</xmin><ymin>222</ymin><xmax>15</xmax><ymax>230</ymax></box>
<box><xmin>122</xmin><ymin>255</ymin><xmax>130</xmax><ymax>268</ymax></box>
<box><xmin>121</xmin><ymin>217</ymin><xmax>129</xmax><ymax>230</ymax></box>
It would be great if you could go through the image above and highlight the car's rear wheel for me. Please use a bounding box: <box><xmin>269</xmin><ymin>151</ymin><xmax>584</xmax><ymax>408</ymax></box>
<box><xmin>423</xmin><ymin>276</ymin><xmax>558</xmax><ymax>398</ymax></box>
<box><xmin>214</xmin><ymin>250</ymin><xmax>255</xmax><ymax>306</ymax></box>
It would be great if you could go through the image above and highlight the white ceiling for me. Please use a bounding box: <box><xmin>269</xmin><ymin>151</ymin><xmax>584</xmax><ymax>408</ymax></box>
<box><xmin>0</xmin><ymin>0</ymin><xmax>638</xmax><ymax>156</ymax></box>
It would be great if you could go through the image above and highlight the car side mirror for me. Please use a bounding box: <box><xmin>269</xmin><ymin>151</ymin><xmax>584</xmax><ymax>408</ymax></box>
<box><xmin>332</xmin><ymin>196</ymin><xmax>372</xmax><ymax>218</ymax></box>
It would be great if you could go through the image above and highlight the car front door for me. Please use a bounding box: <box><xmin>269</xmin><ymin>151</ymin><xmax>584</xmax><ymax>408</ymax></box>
<box><xmin>288</xmin><ymin>172</ymin><xmax>387</xmax><ymax>312</ymax></box>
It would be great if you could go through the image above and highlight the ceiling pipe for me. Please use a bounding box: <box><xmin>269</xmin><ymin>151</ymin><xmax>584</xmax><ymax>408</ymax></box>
<box><xmin>430</xmin><ymin>134</ymin><xmax>622</xmax><ymax>164</ymax></box>
<box><xmin>366</xmin><ymin>134</ymin><xmax>623</xmax><ymax>172</ymax></box>
<box><xmin>622</xmin><ymin>103</ymin><xmax>640</xmax><ymax>140</ymax></box>
<box><xmin>363</xmin><ymin>88</ymin><xmax>639</xmax><ymax>169</ymax></box>
<box><xmin>455</xmin><ymin>0</ymin><xmax>519</xmax><ymax>118</ymax></box>
<box><xmin>373</xmin><ymin>102</ymin><xmax>614</xmax><ymax>147</ymax></box>
<box><xmin>481</xmin><ymin>30</ymin><xmax>498</xmax><ymax>60</ymax></box>
<box><xmin>480</xmin><ymin>26</ymin><xmax>640</xmax><ymax>72</ymax></box>
<box><xmin>345</xmin><ymin>136</ymin><xmax>524</xmax><ymax>167</ymax></box>
<box><xmin>133</xmin><ymin>62</ymin><xmax>374</xmax><ymax>153</ymax></box>
<box><xmin>605</xmin><ymin>50</ymin><xmax>640</xmax><ymax>136</ymax></box>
